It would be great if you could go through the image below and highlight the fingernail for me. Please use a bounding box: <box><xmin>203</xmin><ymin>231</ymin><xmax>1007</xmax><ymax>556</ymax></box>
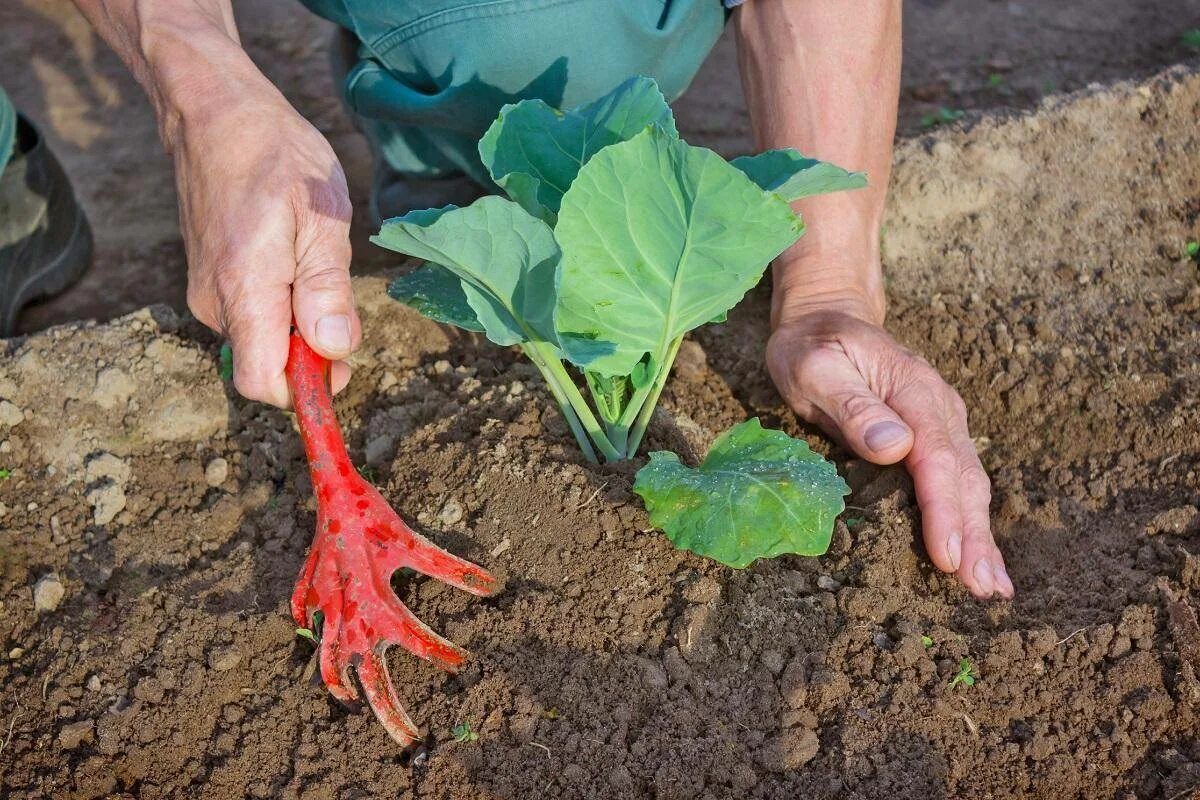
<box><xmin>864</xmin><ymin>421</ymin><xmax>908</xmax><ymax>453</ymax></box>
<box><xmin>946</xmin><ymin>532</ymin><xmax>962</xmax><ymax>571</ymax></box>
<box><xmin>993</xmin><ymin>563</ymin><xmax>1014</xmax><ymax>598</ymax></box>
<box><xmin>972</xmin><ymin>558</ymin><xmax>996</xmax><ymax>598</ymax></box>
<box><xmin>316</xmin><ymin>315</ymin><xmax>351</xmax><ymax>353</ymax></box>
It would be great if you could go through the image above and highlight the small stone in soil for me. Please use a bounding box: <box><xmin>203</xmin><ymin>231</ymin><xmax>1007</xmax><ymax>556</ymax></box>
<box><xmin>438</xmin><ymin>497</ymin><xmax>465</xmax><ymax>526</ymax></box>
<box><xmin>816</xmin><ymin>575</ymin><xmax>841</xmax><ymax>591</ymax></box>
<box><xmin>0</xmin><ymin>400</ymin><xmax>24</xmax><ymax>427</ymax></box>
<box><xmin>86</xmin><ymin>483</ymin><xmax>126</xmax><ymax>525</ymax></box>
<box><xmin>58</xmin><ymin>720</ymin><xmax>95</xmax><ymax>749</ymax></box>
<box><xmin>84</xmin><ymin>452</ymin><xmax>131</xmax><ymax>485</ymax></box>
<box><xmin>204</xmin><ymin>457</ymin><xmax>229</xmax><ymax>487</ymax></box>
<box><xmin>34</xmin><ymin>573</ymin><xmax>66</xmax><ymax>612</ymax></box>
<box><xmin>208</xmin><ymin>648</ymin><xmax>242</xmax><ymax>672</ymax></box>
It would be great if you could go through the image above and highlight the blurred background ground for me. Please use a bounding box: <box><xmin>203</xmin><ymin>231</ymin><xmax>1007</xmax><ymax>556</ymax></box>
<box><xmin>3</xmin><ymin>0</ymin><xmax>1200</xmax><ymax>334</ymax></box>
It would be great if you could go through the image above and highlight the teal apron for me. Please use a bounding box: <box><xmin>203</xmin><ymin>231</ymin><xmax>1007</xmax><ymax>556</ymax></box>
<box><xmin>297</xmin><ymin>0</ymin><xmax>727</xmax><ymax>183</ymax></box>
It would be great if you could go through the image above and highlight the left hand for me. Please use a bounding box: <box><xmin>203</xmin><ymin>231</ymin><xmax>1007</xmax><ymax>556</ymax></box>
<box><xmin>767</xmin><ymin>289</ymin><xmax>1014</xmax><ymax>600</ymax></box>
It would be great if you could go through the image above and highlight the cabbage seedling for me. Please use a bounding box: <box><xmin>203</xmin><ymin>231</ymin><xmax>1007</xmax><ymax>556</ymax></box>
<box><xmin>376</xmin><ymin>77</ymin><xmax>855</xmax><ymax>568</ymax></box>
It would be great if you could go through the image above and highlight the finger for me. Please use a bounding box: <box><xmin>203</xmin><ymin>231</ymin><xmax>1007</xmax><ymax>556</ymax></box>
<box><xmin>330</xmin><ymin>360</ymin><xmax>352</xmax><ymax>395</ymax></box>
<box><xmin>889</xmin><ymin>379</ymin><xmax>965</xmax><ymax>576</ymax></box>
<box><xmin>357</xmin><ymin>650</ymin><xmax>421</xmax><ymax>745</ymax></box>
<box><xmin>790</xmin><ymin>345</ymin><xmax>914</xmax><ymax>464</ymax></box>
<box><xmin>945</xmin><ymin>402</ymin><xmax>1013</xmax><ymax>599</ymax></box>
<box><xmin>291</xmin><ymin>199</ymin><xmax>361</xmax><ymax>362</ymax></box>
<box><xmin>222</xmin><ymin>276</ymin><xmax>293</xmax><ymax>408</ymax></box>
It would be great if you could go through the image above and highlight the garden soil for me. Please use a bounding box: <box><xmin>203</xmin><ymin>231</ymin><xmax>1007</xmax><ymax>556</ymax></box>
<box><xmin>3</xmin><ymin>4</ymin><xmax>1200</xmax><ymax>800</ymax></box>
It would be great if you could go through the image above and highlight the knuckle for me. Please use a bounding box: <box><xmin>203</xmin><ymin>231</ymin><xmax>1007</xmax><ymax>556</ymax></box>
<box><xmin>835</xmin><ymin>391</ymin><xmax>878</xmax><ymax>426</ymax></box>
<box><xmin>960</xmin><ymin>463</ymin><xmax>992</xmax><ymax>499</ymax></box>
<box><xmin>296</xmin><ymin>262</ymin><xmax>352</xmax><ymax>294</ymax></box>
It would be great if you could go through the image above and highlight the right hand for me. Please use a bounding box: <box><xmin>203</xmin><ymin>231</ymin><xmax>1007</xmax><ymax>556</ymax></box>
<box><xmin>767</xmin><ymin>284</ymin><xmax>1014</xmax><ymax>600</ymax></box>
<box><xmin>173</xmin><ymin>81</ymin><xmax>361</xmax><ymax>408</ymax></box>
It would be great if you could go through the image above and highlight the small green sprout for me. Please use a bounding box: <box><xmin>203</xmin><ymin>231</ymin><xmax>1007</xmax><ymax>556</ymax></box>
<box><xmin>921</xmin><ymin>635</ymin><xmax>934</xmax><ymax>648</ymax></box>
<box><xmin>356</xmin><ymin>464</ymin><xmax>379</xmax><ymax>484</ymax></box>
<box><xmin>1186</xmin><ymin>240</ymin><xmax>1199</xmax><ymax>260</ymax></box>
<box><xmin>0</xmin><ymin>468</ymin><xmax>11</xmax><ymax>481</ymax></box>
<box><xmin>1183</xmin><ymin>29</ymin><xmax>1200</xmax><ymax>51</ymax></box>
<box><xmin>1042</xmin><ymin>78</ymin><xmax>1057</xmax><ymax>95</ymax></box>
<box><xmin>451</xmin><ymin>722</ymin><xmax>479</xmax><ymax>743</ymax></box>
<box><xmin>844</xmin><ymin>515</ymin><xmax>865</xmax><ymax>529</ymax></box>
<box><xmin>295</xmin><ymin>627</ymin><xmax>317</xmax><ymax>642</ymax></box>
<box><xmin>920</xmin><ymin>107</ymin><xmax>965</xmax><ymax>129</ymax></box>
<box><xmin>541</xmin><ymin>707</ymin><xmax>560</xmax><ymax>720</ymax></box>
<box><xmin>986</xmin><ymin>73</ymin><xmax>1004</xmax><ymax>89</ymax></box>
<box><xmin>218</xmin><ymin>343</ymin><xmax>234</xmax><ymax>381</ymax></box>
<box><xmin>948</xmin><ymin>658</ymin><xmax>978</xmax><ymax>689</ymax></box>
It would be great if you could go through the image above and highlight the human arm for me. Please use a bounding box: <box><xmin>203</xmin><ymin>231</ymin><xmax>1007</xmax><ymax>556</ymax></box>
<box><xmin>70</xmin><ymin>0</ymin><xmax>361</xmax><ymax>407</ymax></box>
<box><xmin>733</xmin><ymin>0</ymin><xmax>1013</xmax><ymax>599</ymax></box>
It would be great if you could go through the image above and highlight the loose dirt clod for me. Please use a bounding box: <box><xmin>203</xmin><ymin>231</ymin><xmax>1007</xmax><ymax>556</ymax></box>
<box><xmin>32</xmin><ymin>574</ymin><xmax>65</xmax><ymax>613</ymax></box>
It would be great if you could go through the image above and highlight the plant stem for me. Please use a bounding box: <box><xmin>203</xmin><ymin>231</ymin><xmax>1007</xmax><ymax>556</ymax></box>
<box><xmin>624</xmin><ymin>335</ymin><xmax>684</xmax><ymax>458</ymax></box>
<box><xmin>524</xmin><ymin>343</ymin><xmax>622</xmax><ymax>463</ymax></box>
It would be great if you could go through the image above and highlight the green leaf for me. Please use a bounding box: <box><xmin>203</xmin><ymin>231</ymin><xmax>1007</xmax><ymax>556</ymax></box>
<box><xmin>478</xmin><ymin>76</ymin><xmax>678</xmax><ymax>222</ymax></box>
<box><xmin>1186</xmin><ymin>239</ymin><xmax>1199</xmax><ymax>258</ymax></box>
<box><xmin>554</xmin><ymin>128</ymin><xmax>803</xmax><ymax>376</ymax></box>
<box><xmin>731</xmin><ymin>149</ymin><xmax>868</xmax><ymax>201</ymax></box>
<box><xmin>295</xmin><ymin>627</ymin><xmax>317</xmax><ymax>642</ymax></box>
<box><xmin>921</xmin><ymin>635</ymin><xmax>934</xmax><ymax>648</ymax></box>
<box><xmin>371</xmin><ymin>198</ymin><xmax>560</xmax><ymax>347</ymax></box>
<box><xmin>634</xmin><ymin>418</ymin><xmax>849</xmax><ymax>568</ymax></box>
<box><xmin>218</xmin><ymin>343</ymin><xmax>233</xmax><ymax>381</ymax></box>
<box><xmin>388</xmin><ymin>263</ymin><xmax>484</xmax><ymax>332</ymax></box>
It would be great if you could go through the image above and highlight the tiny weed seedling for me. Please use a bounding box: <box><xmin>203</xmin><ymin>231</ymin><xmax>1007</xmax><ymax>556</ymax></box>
<box><xmin>844</xmin><ymin>515</ymin><xmax>865</xmax><ymax>528</ymax></box>
<box><xmin>1183</xmin><ymin>29</ymin><xmax>1200</xmax><ymax>51</ymax></box>
<box><xmin>986</xmin><ymin>73</ymin><xmax>1004</xmax><ymax>89</ymax></box>
<box><xmin>1186</xmin><ymin>240</ymin><xmax>1199</xmax><ymax>260</ymax></box>
<box><xmin>948</xmin><ymin>658</ymin><xmax>978</xmax><ymax>689</ymax></box>
<box><xmin>218</xmin><ymin>343</ymin><xmax>234</xmax><ymax>381</ymax></box>
<box><xmin>920</xmin><ymin>106</ymin><xmax>965</xmax><ymax>129</ymax></box>
<box><xmin>921</xmin><ymin>635</ymin><xmax>934</xmax><ymax>648</ymax></box>
<box><xmin>452</xmin><ymin>722</ymin><xmax>479</xmax><ymax>743</ymax></box>
<box><xmin>295</xmin><ymin>627</ymin><xmax>317</xmax><ymax>642</ymax></box>
<box><xmin>0</xmin><ymin>468</ymin><xmax>10</xmax><ymax>481</ymax></box>
<box><xmin>377</xmin><ymin>77</ymin><xmax>855</xmax><ymax>568</ymax></box>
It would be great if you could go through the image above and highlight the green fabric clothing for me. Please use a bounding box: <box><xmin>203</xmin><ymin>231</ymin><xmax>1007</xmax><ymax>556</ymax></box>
<box><xmin>299</xmin><ymin>0</ymin><xmax>727</xmax><ymax>182</ymax></box>
<box><xmin>0</xmin><ymin>86</ymin><xmax>15</xmax><ymax>169</ymax></box>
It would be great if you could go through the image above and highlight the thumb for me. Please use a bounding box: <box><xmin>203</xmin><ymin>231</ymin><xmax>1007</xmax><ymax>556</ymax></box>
<box><xmin>291</xmin><ymin>220</ymin><xmax>361</xmax><ymax>362</ymax></box>
<box><xmin>801</xmin><ymin>350</ymin><xmax>914</xmax><ymax>464</ymax></box>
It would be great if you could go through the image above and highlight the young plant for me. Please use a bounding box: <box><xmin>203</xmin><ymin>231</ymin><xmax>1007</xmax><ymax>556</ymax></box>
<box><xmin>948</xmin><ymin>658</ymin><xmax>978</xmax><ymax>689</ymax></box>
<box><xmin>1186</xmin><ymin>239</ymin><xmax>1199</xmax><ymax>260</ymax></box>
<box><xmin>920</xmin><ymin>106</ymin><xmax>966</xmax><ymax>129</ymax></box>
<box><xmin>451</xmin><ymin>722</ymin><xmax>479</xmax><ymax>743</ymax></box>
<box><xmin>376</xmin><ymin>77</ymin><xmax>854</xmax><ymax>567</ymax></box>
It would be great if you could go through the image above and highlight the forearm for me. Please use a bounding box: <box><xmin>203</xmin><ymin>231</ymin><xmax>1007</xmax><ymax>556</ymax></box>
<box><xmin>70</xmin><ymin>0</ymin><xmax>275</xmax><ymax>150</ymax></box>
<box><xmin>734</xmin><ymin>1</ymin><xmax>902</xmax><ymax>324</ymax></box>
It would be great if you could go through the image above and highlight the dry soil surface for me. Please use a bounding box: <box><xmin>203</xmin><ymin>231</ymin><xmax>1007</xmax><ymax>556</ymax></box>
<box><xmin>2</xmin><ymin>65</ymin><xmax>1200</xmax><ymax>799</ymax></box>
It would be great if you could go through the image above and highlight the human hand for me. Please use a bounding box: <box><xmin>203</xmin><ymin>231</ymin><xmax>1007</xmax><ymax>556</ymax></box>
<box><xmin>767</xmin><ymin>289</ymin><xmax>1014</xmax><ymax>600</ymax></box>
<box><xmin>171</xmin><ymin>70</ymin><xmax>361</xmax><ymax>407</ymax></box>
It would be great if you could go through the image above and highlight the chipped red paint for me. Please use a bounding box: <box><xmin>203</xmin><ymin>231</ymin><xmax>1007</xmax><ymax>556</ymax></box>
<box><xmin>285</xmin><ymin>332</ymin><xmax>499</xmax><ymax>745</ymax></box>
